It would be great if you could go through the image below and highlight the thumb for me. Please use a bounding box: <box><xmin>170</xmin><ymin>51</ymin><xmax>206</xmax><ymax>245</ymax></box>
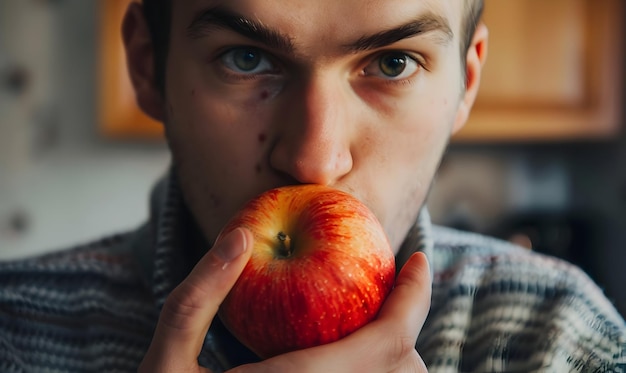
<box><xmin>140</xmin><ymin>227</ymin><xmax>253</xmax><ymax>372</ymax></box>
<box><xmin>378</xmin><ymin>251</ymin><xmax>432</xmax><ymax>325</ymax></box>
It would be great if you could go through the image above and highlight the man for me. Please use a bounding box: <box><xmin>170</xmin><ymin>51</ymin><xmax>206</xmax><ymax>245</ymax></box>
<box><xmin>1</xmin><ymin>0</ymin><xmax>624</xmax><ymax>372</ymax></box>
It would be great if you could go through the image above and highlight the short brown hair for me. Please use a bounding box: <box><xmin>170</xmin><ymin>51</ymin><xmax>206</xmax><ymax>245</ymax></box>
<box><xmin>142</xmin><ymin>0</ymin><xmax>484</xmax><ymax>92</ymax></box>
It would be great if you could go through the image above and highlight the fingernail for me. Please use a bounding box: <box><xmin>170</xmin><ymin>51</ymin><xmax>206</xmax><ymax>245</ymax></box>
<box><xmin>213</xmin><ymin>228</ymin><xmax>247</xmax><ymax>263</ymax></box>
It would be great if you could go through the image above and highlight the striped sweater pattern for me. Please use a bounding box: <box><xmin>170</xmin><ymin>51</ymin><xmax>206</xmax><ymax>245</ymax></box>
<box><xmin>1</xmin><ymin>172</ymin><xmax>624</xmax><ymax>372</ymax></box>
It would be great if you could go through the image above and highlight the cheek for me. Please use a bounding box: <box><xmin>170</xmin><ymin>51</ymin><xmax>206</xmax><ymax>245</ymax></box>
<box><xmin>359</xmin><ymin>93</ymin><xmax>458</xmax><ymax>249</ymax></box>
<box><xmin>163</xmin><ymin>78</ymin><xmax>277</xmax><ymax>242</ymax></box>
<box><xmin>165</xmin><ymin>77</ymin><xmax>272</xmax><ymax>167</ymax></box>
<box><xmin>379</xmin><ymin>91</ymin><xmax>456</xmax><ymax>170</ymax></box>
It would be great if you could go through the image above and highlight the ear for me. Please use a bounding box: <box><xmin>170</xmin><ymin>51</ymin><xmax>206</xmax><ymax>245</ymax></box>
<box><xmin>121</xmin><ymin>2</ymin><xmax>165</xmax><ymax>122</ymax></box>
<box><xmin>451</xmin><ymin>23</ymin><xmax>488</xmax><ymax>135</ymax></box>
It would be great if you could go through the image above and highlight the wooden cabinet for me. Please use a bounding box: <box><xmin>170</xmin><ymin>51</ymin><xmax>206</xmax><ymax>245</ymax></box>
<box><xmin>454</xmin><ymin>0</ymin><xmax>625</xmax><ymax>142</ymax></box>
<box><xmin>98</xmin><ymin>0</ymin><xmax>624</xmax><ymax>141</ymax></box>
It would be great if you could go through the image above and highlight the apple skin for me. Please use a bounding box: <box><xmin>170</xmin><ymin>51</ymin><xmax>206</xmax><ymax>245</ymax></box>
<box><xmin>217</xmin><ymin>184</ymin><xmax>396</xmax><ymax>359</ymax></box>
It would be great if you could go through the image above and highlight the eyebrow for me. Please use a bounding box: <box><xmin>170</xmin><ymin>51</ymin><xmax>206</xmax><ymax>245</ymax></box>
<box><xmin>187</xmin><ymin>7</ymin><xmax>453</xmax><ymax>54</ymax></box>
<box><xmin>346</xmin><ymin>13</ymin><xmax>454</xmax><ymax>52</ymax></box>
<box><xmin>187</xmin><ymin>7</ymin><xmax>294</xmax><ymax>52</ymax></box>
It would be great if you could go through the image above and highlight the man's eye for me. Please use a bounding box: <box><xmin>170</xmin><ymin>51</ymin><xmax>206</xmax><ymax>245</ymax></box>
<box><xmin>220</xmin><ymin>47</ymin><xmax>275</xmax><ymax>74</ymax></box>
<box><xmin>364</xmin><ymin>52</ymin><xmax>420</xmax><ymax>80</ymax></box>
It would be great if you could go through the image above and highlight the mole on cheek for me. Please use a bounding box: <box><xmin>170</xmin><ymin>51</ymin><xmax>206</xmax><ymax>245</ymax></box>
<box><xmin>260</xmin><ymin>90</ymin><xmax>270</xmax><ymax>100</ymax></box>
<box><xmin>258</xmin><ymin>133</ymin><xmax>266</xmax><ymax>143</ymax></box>
<box><xmin>255</xmin><ymin>164</ymin><xmax>262</xmax><ymax>173</ymax></box>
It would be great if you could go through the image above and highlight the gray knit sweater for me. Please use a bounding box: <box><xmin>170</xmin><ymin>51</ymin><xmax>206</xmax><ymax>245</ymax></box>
<box><xmin>1</xmin><ymin>172</ymin><xmax>624</xmax><ymax>372</ymax></box>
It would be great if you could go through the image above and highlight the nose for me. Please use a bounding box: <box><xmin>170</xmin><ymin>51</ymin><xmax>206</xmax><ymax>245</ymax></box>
<box><xmin>269</xmin><ymin>73</ymin><xmax>354</xmax><ymax>185</ymax></box>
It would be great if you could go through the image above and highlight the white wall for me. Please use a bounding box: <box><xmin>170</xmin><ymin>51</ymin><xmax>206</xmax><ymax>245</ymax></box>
<box><xmin>0</xmin><ymin>0</ymin><xmax>170</xmax><ymax>259</ymax></box>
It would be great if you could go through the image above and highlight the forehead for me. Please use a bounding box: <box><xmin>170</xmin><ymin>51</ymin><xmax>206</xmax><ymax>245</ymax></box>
<box><xmin>171</xmin><ymin>0</ymin><xmax>464</xmax><ymax>44</ymax></box>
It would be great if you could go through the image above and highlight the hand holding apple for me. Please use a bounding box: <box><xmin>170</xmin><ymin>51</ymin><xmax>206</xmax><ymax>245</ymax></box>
<box><xmin>139</xmin><ymin>208</ymin><xmax>430</xmax><ymax>372</ymax></box>
<box><xmin>218</xmin><ymin>185</ymin><xmax>396</xmax><ymax>358</ymax></box>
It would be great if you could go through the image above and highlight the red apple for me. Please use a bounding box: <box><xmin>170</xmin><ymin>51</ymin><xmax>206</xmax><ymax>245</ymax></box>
<box><xmin>218</xmin><ymin>184</ymin><xmax>396</xmax><ymax>359</ymax></box>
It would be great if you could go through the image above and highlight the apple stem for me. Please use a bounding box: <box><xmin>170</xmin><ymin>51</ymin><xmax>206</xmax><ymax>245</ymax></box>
<box><xmin>277</xmin><ymin>231</ymin><xmax>292</xmax><ymax>258</ymax></box>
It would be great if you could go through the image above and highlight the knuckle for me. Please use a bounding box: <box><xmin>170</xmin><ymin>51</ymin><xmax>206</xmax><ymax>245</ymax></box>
<box><xmin>396</xmin><ymin>335</ymin><xmax>418</xmax><ymax>360</ymax></box>
<box><xmin>385</xmin><ymin>333</ymin><xmax>417</xmax><ymax>367</ymax></box>
<box><xmin>392</xmin><ymin>350</ymin><xmax>428</xmax><ymax>373</ymax></box>
<box><xmin>159</xmin><ymin>282</ymin><xmax>211</xmax><ymax>332</ymax></box>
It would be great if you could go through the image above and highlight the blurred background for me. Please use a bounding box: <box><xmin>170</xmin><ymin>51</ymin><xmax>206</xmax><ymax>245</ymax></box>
<box><xmin>0</xmin><ymin>0</ymin><xmax>624</xmax><ymax>317</ymax></box>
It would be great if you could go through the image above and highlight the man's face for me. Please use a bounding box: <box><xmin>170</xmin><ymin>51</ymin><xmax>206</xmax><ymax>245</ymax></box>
<box><xmin>162</xmin><ymin>0</ymin><xmax>471</xmax><ymax>252</ymax></box>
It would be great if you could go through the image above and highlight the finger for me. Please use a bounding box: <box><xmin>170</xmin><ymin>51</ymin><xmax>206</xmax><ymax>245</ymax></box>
<box><xmin>231</xmin><ymin>252</ymin><xmax>432</xmax><ymax>373</ymax></box>
<box><xmin>140</xmin><ymin>227</ymin><xmax>253</xmax><ymax>372</ymax></box>
<box><xmin>366</xmin><ymin>252</ymin><xmax>432</xmax><ymax>367</ymax></box>
<box><xmin>377</xmin><ymin>251</ymin><xmax>432</xmax><ymax>332</ymax></box>
<box><xmin>337</xmin><ymin>251</ymin><xmax>432</xmax><ymax>370</ymax></box>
